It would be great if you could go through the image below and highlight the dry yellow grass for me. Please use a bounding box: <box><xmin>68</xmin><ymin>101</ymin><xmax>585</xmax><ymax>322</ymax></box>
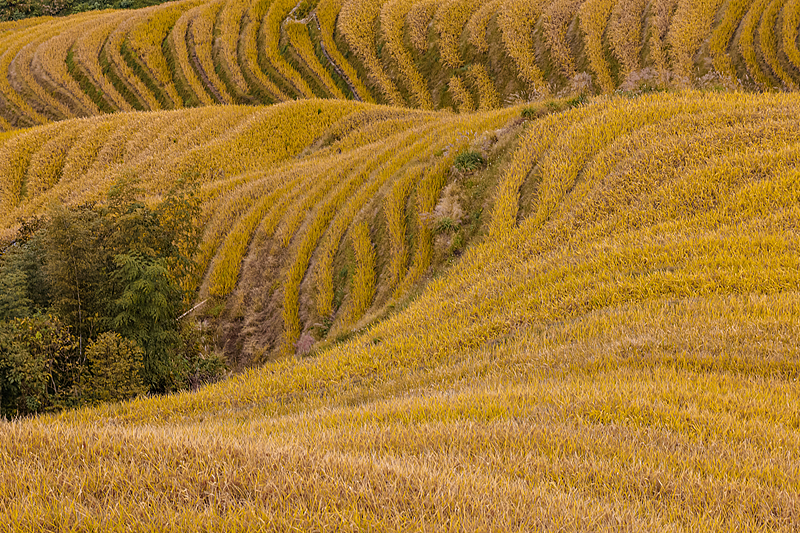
<box><xmin>579</xmin><ymin>0</ymin><xmax>616</xmax><ymax>93</ymax></box>
<box><xmin>608</xmin><ymin>0</ymin><xmax>646</xmax><ymax>77</ymax></box>
<box><xmin>317</xmin><ymin>0</ymin><xmax>376</xmax><ymax>102</ymax></box>
<box><xmin>126</xmin><ymin>0</ymin><xmax>199</xmax><ymax>107</ymax></box>
<box><xmin>72</xmin><ymin>11</ymin><xmax>135</xmax><ymax>111</ymax></box>
<box><xmin>0</xmin><ymin>19</ymin><xmax>53</xmax><ymax>125</ymax></box>
<box><xmin>215</xmin><ymin>0</ymin><xmax>251</xmax><ymax>97</ymax></box>
<box><xmin>380</xmin><ymin>0</ymin><xmax>433</xmax><ymax>109</ymax></box>
<box><xmin>313</xmin><ymin>119</ymin><xmax>450</xmax><ymax>320</ymax></box>
<box><xmin>30</xmin><ymin>14</ymin><xmax>102</xmax><ymax>117</ymax></box>
<box><xmin>3</xmin><ymin>0</ymin><xmax>800</xmax><ymax>125</ymax></box>
<box><xmin>667</xmin><ymin>0</ymin><xmax>726</xmax><ymax>83</ymax></box>
<box><xmin>467</xmin><ymin>63</ymin><xmax>500</xmax><ymax>110</ymax></box>
<box><xmin>103</xmin><ymin>11</ymin><xmax>162</xmax><ymax>109</ymax></box>
<box><xmin>383</xmin><ymin>164</ymin><xmax>422</xmax><ymax>289</ymax></box>
<box><xmin>784</xmin><ymin>0</ymin><xmax>800</xmax><ymax>72</ymax></box>
<box><xmin>448</xmin><ymin>73</ymin><xmax>473</xmax><ymax>112</ymax></box>
<box><xmin>646</xmin><ymin>0</ymin><xmax>679</xmax><ymax>81</ymax></box>
<box><xmin>238</xmin><ymin>0</ymin><xmax>290</xmax><ymax>102</ymax></box>
<box><xmin>261</xmin><ymin>0</ymin><xmax>316</xmax><ymax>99</ymax></box>
<box><xmin>406</xmin><ymin>0</ymin><xmax>437</xmax><ymax>52</ymax></box>
<box><xmin>280</xmin><ymin>119</ymin><xmax>449</xmax><ymax>350</ymax></box>
<box><xmin>434</xmin><ymin>0</ymin><xmax>482</xmax><ymax>69</ymax></box>
<box><xmin>738</xmin><ymin>0</ymin><xmax>773</xmax><ymax>88</ymax></box>
<box><xmin>759</xmin><ymin>0</ymin><xmax>796</xmax><ymax>89</ymax></box>
<box><xmin>3</xmin><ymin>4</ymin><xmax>800</xmax><ymax>532</ymax></box>
<box><xmin>347</xmin><ymin>220</ymin><xmax>375</xmax><ymax>322</ymax></box>
<box><xmin>24</xmin><ymin>122</ymin><xmax>87</xmax><ymax>198</ymax></box>
<box><xmin>170</xmin><ymin>3</ymin><xmax>217</xmax><ymax>106</ymax></box>
<box><xmin>338</xmin><ymin>0</ymin><xmax>404</xmax><ymax>105</ymax></box>
<box><xmin>709</xmin><ymin>0</ymin><xmax>753</xmax><ymax>81</ymax></box>
<box><xmin>285</xmin><ymin>19</ymin><xmax>346</xmax><ymax>100</ymax></box>
<box><xmin>12</xmin><ymin>19</ymin><xmax>87</xmax><ymax>120</ymax></box>
<box><xmin>2</xmin><ymin>92</ymin><xmax>800</xmax><ymax>530</ymax></box>
<box><xmin>541</xmin><ymin>0</ymin><xmax>581</xmax><ymax>79</ymax></box>
<box><xmin>191</xmin><ymin>0</ymin><xmax>233</xmax><ymax>103</ymax></box>
<box><xmin>498</xmin><ymin>0</ymin><xmax>548</xmax><ymax>94</ymax></box>
<box><xmin>466</xmin><ymin>0</ymin><xmax>501</xmax><ymax>53</ymax></box>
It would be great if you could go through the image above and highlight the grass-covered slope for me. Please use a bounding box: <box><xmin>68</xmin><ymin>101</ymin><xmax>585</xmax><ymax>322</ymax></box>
<box><xmin>3</xmin><ymin>0</ymin><xmax>800</xmax><ymax>128</ymax></box>
<box><xmin>2</xmin><ymin>91</ymin><xmax>800</xmax><ymax>530</ymax></box>
<box><xmin>0</xmin><ymin>97</ymin><xmax>538</xmax><ymax>361</ymax></box>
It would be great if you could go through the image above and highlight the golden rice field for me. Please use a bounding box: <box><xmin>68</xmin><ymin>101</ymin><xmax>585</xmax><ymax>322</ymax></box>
<box><xmin>2</xmin><ymin>90</ymin><xmax>800</xmax><ymax>530</ymax></box>
<box><xmin>6</xmin><ymin>0</ymin><xmax>800</xmax><ymax>128</ymax></box>
<box><xmin>0</xmin><ymin>97</ymin><xmax>531</xmax><ymax>359</ymax></box>
<box><xmin>2</xmin><ymin>0</ymin><xmax>800</xmax><ymax>528</ymax></box>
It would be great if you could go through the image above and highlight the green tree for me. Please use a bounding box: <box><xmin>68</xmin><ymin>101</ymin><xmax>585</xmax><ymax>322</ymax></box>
<box><xmin>0</xmin><ymin>218</ymin><xmax>50</xmax><ymax>318</ymax></box>
<box><xmin>0</xmin><ymin>177</ymin><xmax>211</xmax><ymax>409</ymax></box>
<box><xmin>0</xmin><ymin>315</ymin><xmax>78</xmax><ymax>416</ymax></box>
<box><xmin>42</xmin><ymin>204</ymin><xmax>106</xmax><ymax>354</ymax></box>
<box><xmin>0</xmin><ymin>264</ymin><xmax>32</xmax><ymax>320</ymax></box>
<box><xmin>112</xmin><ymin>253</ymin><xmax>185</xmax><ymax>392</ymax></box>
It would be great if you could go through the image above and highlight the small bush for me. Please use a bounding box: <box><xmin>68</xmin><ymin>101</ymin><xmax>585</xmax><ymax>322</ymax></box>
<box><xmin>81</xmin><ymin>332</ymin><xmax>146</xmax><ymax>404</ymax></box>
<box><xmin>179</xmin><ymin>322</ymin><xmax>226</xmax><ymax>390</ymax></box>
<box><xmin>521</xmin><ymin>106</ymin><xmax>542</xmax><ymax>119</ymax></box>
<box><xmin>0</xmin><ymin>315</ymin><xmax>78</xmax><ymax>416</ymax></box>
<box><xmin>454</xmin><ymin>151</ymin><xmax>485</xmax><ymax>172</ymax></box>
<box><xmin>566</xmin><ymin>94</ymin><xmax>588</xmax><ymax>107</ymax></box>
<box><xmin>436</xmin><ymin>217</ymin><xmax>456</xmax><ymax>232</ymax></box>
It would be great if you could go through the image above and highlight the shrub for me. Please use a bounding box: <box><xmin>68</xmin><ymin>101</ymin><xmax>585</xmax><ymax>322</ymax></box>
<box><xmin>0</xmin><ymin>314</ymin><xmax>77</xmax><ymax>416</ymax></box>
<box><xmin>178</xmin><ymin>322</ymin><xmax>226</xmax><ymax>390</ymax></box>
<box><xmin>567</xmin><ymin>94</ymin><xmax>588</xmax><ymax>107</ymax></box>
<box><xmin>81</xmin><ymin>332</ymin><xmax>146</xmax><ymax>404</ymax></box>
<box><xmin>454</xmin><ymin>150</ymin><xmax>485</xmax><ymax>172</ymax></box>
<box><xmin>522</xmin><ymin>106</ymin><xmax>544</xmax><ymax>119</ymax></box>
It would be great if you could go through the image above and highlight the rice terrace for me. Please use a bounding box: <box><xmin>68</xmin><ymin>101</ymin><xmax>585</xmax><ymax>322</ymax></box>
<box><xmin>0</xmin><ymin>0</ymin><xmax>799</xmax><ymax>529</ymax></box>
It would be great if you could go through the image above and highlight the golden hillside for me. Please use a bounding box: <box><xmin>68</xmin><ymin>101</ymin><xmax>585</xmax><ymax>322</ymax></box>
<box><xmin>2</xmin><ymin>91</ymin><xmax>800</xmax><ymax>530</ymax></box>
<box><xmin>2</xmin><ymin>0</ymin><xmax>800</xmax><ymax>128</ymax></box>
<box><xmin>0</xmin><ymin>97</ymin><xmax>540</xmax><ymax>360</ymax></box>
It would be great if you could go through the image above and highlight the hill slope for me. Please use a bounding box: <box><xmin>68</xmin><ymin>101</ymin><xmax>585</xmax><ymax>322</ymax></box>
<box><xmin>3</xmin><ymin>0</ymin><xmax>800</xmax><ymax>128</ymax></box>
<box><xmin>2</xmin><ymin>91</ymin><xmax>800</xmax><ymax>530</ymax></box>
<box><xmin>0</xmin><ymin>97</ymin><xmax>538</xmax><ymax>361</ymax></box>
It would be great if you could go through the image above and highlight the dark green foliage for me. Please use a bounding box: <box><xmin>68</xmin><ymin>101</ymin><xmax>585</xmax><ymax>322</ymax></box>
<box><xmin>1</xmin><ymin>0</ymin><xmax>171</xmax><ymax>21</ymax></box>
<box><xmin>567</xmin><ymin>94</ymin><xmax>588</xmax><ymax>107</ymax></box>
<box><xmin>0</xmin><ymin>265</ymin><xmax>32</xmax><ymax>320</ymax></box>
<box><xmin>435</xmin><ymin>217</ymin><xmax>456</xmax><ymax>233</ymax></box>
<box><xmin>43</xmin><ymin>203</ymin><xmax>107</xmax><ymax>348</ymax></box>
<box><xmin>112</xmin><ymin>253</ymin><xmax>184</xmax><ymax>392</ymax></box>
<box><xmin>1</xmin><ymin>219</ymin><xmax>50</xmax><ymax>313</ymax></box>
<box><xmin>0</xmin><ymin>177</ymin><xmax>219</xmax><ymax>416</ymax></box>
<box><xmin>521</xmin><ymin>106</ymin><xmax>542</xmax><ymax>119</ymax></box>
<box><xmin>454</xmin><ymin>151</ymin><xmax>486</xmax><ymax>172</ymax></box>
<box><xmin>0</xmin><ymin>315</ymin><xmax>78</xmax><ymax>416</ymax></box>
<box><xmin>81</xmin><ymin>332</ymin><xmax>145</xmax><ymax>404</ymax></box>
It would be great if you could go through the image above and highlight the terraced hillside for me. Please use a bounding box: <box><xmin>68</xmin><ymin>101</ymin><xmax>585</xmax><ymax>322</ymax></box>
<box><xmin>0</xmin><ymin>98</ymin><xmax>541</xmax><ymax>361</ymax></box>
<box><xmin>4</xmin><ymin>0</ymin><xmax>800</xmax><ymax>129</ymax></box>
<box><xmin>2</xmin><ymin>91</ymin><xmax>800</xmax><ymax>530</ymax></box>
<box><xmin>3</xmin><ymin>0</ymin><xmax>800</xmax><ymax>527</ymax></box>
